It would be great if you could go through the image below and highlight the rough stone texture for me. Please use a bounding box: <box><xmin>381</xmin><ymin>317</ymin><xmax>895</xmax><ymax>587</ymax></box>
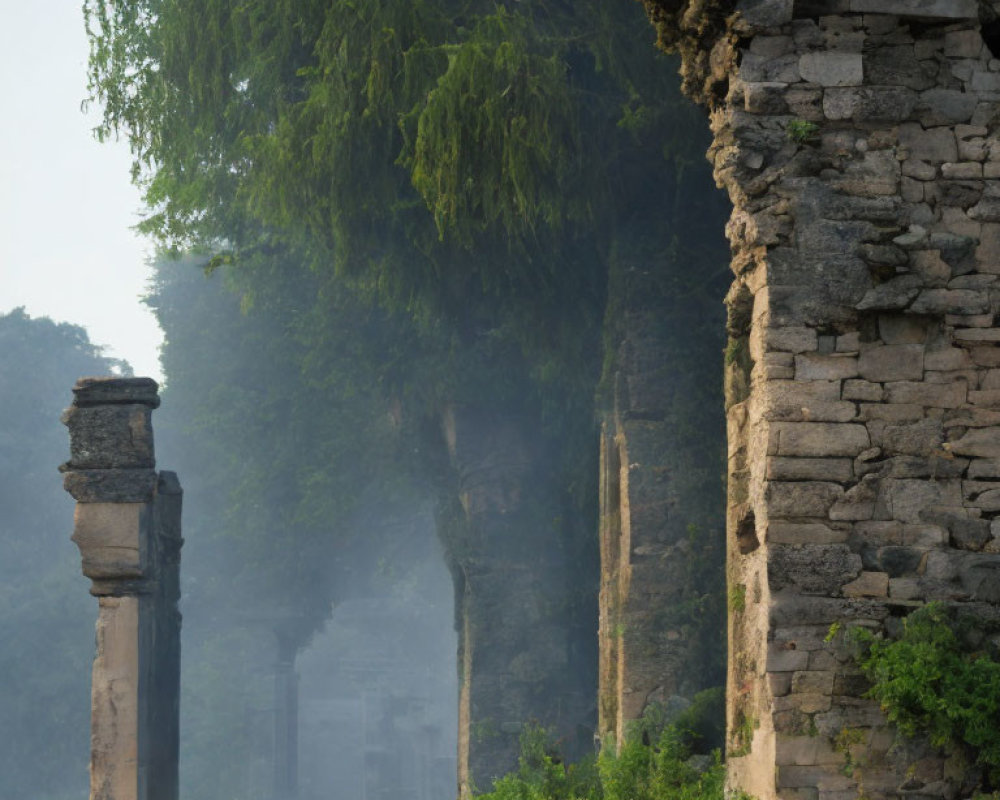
<box><xmin>62</xmin><ymin>378</ymin><xmax>182</xmax><ymax>800</ymax></box>
<box><xmin>645</xmin><ymin>5</ymin><xmax>1000</xmax><ymax>799</ymax></box>
<box><xmin>597</xmin><ymin>262</ymin><xmax>725</xmax><ymax>749</ymax></box>
<box><xmin>440</xmin><ymin>405</ymin><xmax>595</xmax><ymax>799</ymax></box>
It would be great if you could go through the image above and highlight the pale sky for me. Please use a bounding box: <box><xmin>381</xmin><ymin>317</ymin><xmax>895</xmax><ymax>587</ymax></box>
<box><xmin>0</xmin><ymin>3</ymin><xmax>163</xmax><ymax>381</ymax></box>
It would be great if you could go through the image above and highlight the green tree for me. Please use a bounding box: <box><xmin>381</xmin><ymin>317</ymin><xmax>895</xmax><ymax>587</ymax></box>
<box><xmin>0</xmin><ymin>308</ymin><xmax>129</xmax><ymax>799</ymax></box>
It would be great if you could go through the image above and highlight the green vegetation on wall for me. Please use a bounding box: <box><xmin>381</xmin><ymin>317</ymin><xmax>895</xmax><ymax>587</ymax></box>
<box><xmin>848</xmin><ymin>603</ymin><xmax>1000</xmax><ymax>786</ymax></box>
<box><xmin>477</xmin><ymin>689</ymin><xmax>727</xmax><ymax>800</ymax></box>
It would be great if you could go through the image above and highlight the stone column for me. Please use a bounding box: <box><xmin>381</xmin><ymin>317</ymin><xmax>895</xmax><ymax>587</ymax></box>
<box><xmin>440</xmin><ymin>405</ymin><xmax>595</xmax><ymax>799</ymax></box>
<box><xmin>642</xmin><ymin>0</ymin><xmax>1000</xmax><ymax>796</ymax></box>
<box><xmin>273</xmin><ymin>633</ymin><xmax>299</xmax><ymax>800</ymax></box>
<box><xmin>61</xmin><ymin>377</ymin><xmax>183</xmax><ymax>800</ymax></box>
<box><xmin>597</xmin><ymin>258</ymin><xmax>726</xmax><ymax>747</ymax></box>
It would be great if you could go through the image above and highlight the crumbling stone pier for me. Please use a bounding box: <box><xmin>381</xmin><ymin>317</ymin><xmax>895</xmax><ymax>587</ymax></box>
<box><xmin>626</xmin><ymin>0</ymin><xmax>1000</xmax><ymax>797</ymax></box>
<box><xmin>61</xmin><ymin>377</ymin><xmax>182</xmax><ymax>800</ymax></box>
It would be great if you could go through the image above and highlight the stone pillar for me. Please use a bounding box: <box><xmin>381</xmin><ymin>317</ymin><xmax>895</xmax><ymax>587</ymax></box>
<box><xmin>597</xmin><ymin>260</ymin><xmax>726</xmax><ymax>746</ymax></box>
<box><xmin>273</xmin><ymin>634</ymin><xmax>299</xmax><ymax>800</ymax></box>
<box><xmin>61</xmin><ymin>377</ymin><xmax>183</xmax><ymax>800</ymax></box>
<box><xmin>641</xmin><ymin>0</ymin><xmax>1000</xmax><ymax>796</ymax></box>
<box><xmin>440</xmin><ymin>406</ymin><xmax>594</xmax><ymax>799</ymax></box>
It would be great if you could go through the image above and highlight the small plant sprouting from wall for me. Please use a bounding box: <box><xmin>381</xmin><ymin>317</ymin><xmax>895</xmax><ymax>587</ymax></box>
<box><xmin>845</xmin><ymin>603</ymin><xmax>1000</xmax><ymax>785</ymax></box>
<box><xmin>786</xmin><ymin>119</ymin><xmax>819</xmax><ymax>143</ymax></box>
<box><xmin>728</xmin><ymin>584</ymin><xmax>746</xmax><ymax>613</ymax></box>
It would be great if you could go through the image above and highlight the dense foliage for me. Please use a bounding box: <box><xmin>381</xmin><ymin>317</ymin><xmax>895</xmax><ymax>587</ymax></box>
<box><xmin>85</xmin><ymin>0</ymin><xmax>729</xmax><ymax>793</ymax></box>
<box><xmin>477</xmin><ymin>690</ymin><xmax>726</xmax><ymax>800</ymax></box>
<box><xmin>851</xmin><ymin>603</ymin><xmax>1000</xmax><ymax>784</ymax></box>
<box><xmin>0</xmin><ymin>308</ymin><xmax>128</xmax><ymax>799</ymax></box>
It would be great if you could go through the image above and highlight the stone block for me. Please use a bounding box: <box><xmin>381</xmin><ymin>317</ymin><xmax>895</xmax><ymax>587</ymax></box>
<box><xmin>767</xmin><ymin>481</ymin><xmax>845</xmax><ymax>518</ymax></box>
<box><xmin>63</xmin><ymin>468</ymin><xmax>159</xmax><ymax>504</ymax></box>
<box><xmin>887</xmin><ymin>454</ymin><xmax>967</xmax><ymax>478</ymax></box>
<box><xmin>889</xmin><ymin>577</ymin><xmax>922</xmax><ymax>599</ymax></box>
<box><xmin>777</xmin><ymin>765</ymin><xmax>854</xmax><ymax>791</ymax></box>
<box><xmin>843</xmin><ymin>380</ymin><xmax>883</xmax><ymax>402</ymax></box>
<box><xmin>72</xmin><ymin>377</ymin><xmax>160</xmax><ymax>408</ymax></box>
<box><xmin>742</xmin><ymin>52</ymin><xmax>800</xmax><ymax>83</ymax></box>
<box><xmin>842</xmin><ymin>571</ymin><xmax>889</xmax><ymax>597</ymax></box>
<box><xmin>877</xmin><ymin>545</ymin><xmax>926</xmax><ymax>576</ymax></box>
<box><xmin>945</xmin><ymin>29</ymin><xmax>985</xmax><ymax>57</ymax></box>
<box><xmin>857</xmin><ymin>344</ymin><xmax>924</xmax><ymax>382</ymax></box>
<box><xmin>823</xmin><ymin>86</ymin><xmax>916</xmax><ymax>122</ymax></box>
<box><xmin>767</xmin><ymin>522</ymin><xmax>850</xmax><ymax>545</ymax></box>
<box><xmin>916</xmin><ymin>90</ymin><xmax>978</xmax><ymax>126</ymax></box>
<box><xmin>830</xmin><ymin>474</ymin><xmax>879</xmax><ymax>520</ymax></box>
<box><xmin>775</xmin><ymin>422</ymin><xmax>871</xmax><ymax>457</ymax></box>
<box><xmin>963</xmin><ymin>480</ymin><xmax>1000</xmax><ymax>511</ymax></box>
<box><xmin>848</xmin><ymin>0</ymin><xmax>975</xmax><ymax>17</ymax></box>
<box><xmin>767</xmin><ymin>457</ymin><xmax>853</xmax><ymax>481</ymax></box>
<box><xmin>865</xmin><ymin>45</ymin><xmax>936</xmax><ymax>90</ymax></box>
<box><xmin>744</xmin><ymin>82</ymin><xmax>789</xmax><ymax>114</ymax></box>
<box><xmin>942</xmin><ymin>162</ymin><xmax>984</xmax><ymax>179</ymax></box>
<box><xmin>853</xmin><ymin>520</ymin><xmax>903</xmax><ymax>546</ymax></box>
<box><xmin>767</xmin><ymin>643</ymin><xmax>810</xmax><ymax>672</ymax></box>
<box><xmin>969</xmin><ymin>346</ymin><xmax>1000</xmax><ymax>367</ymax></box>
<box><xmin>791</xmin><ymin>670</ymin><xmax>836</xmax><ymax>694</ymax></box>
<box><xmin>909</xmin><ymin>289</ymin><xmax>990</xmax><ymax>315</ymax></box>
<box><xmin>899</xmin><ymin>123</ymin><xmax>957</xmax><ymax>164</ymax></box>
<box><xmin>903</xmin><ymin>159</ymin><xmax>936</xmax><ymax>180</ymax></box>
<box><xmin>833</xmin><ymin>150</ymin><xmax>902</xmax><ymax>196</ymax></box>
<box><xmin>776</xmin><ymin>735</ymin><xmax>841</xmax><ymax>767</ymax></box>
<box><xmin>924</xmin><ymin>346</ymin><xmax>972</xmax><ymax>370</ymax></box>
<box><xmin>955</xmin><ymin>329</ymin><xmax>1000</xmax><ymax>342</ymax></box>
<box><xmin>878</xmin><ymin>478</ymin><xmax>963</xmax><ymax>522</ymax></box>
<box><xmin>71</xmin><ymin>503</ymin><xmax>144</xmax><ymax>581</ymax></box>
<box><xmin>774</xmin><ymin>690</ymin><xmax>833</xmax><ymax>714</ymax></box>
<box><xmin>63</xmin><ymin>404</ymin><xmax>156</xmax><ymax>470</ymax></box>
<box><xmin>836</xmin><ymin>332</ymin><xmax>860</xmax><ymax>353</ymax></box>
<box><xmin>769</xmin><ymin>543</ymin><xmax>862</xmax><ymax>594</ymax></box>
<box><xmin>795</xmin><ymin>353</ymin><xmax>859</xmax><ymax>380</ymax></box>
<box><xmin>969</xmin><ymin>389</ymin><xmax>1000</xmax><ymax>405</ymax></box>
<box><xmin>765</xmin><ymin>326</ymin><xmax>820</xmax><ymax>353</ymax></box>
<box><xmin>946</xmin><ymin>407</ymin><xmax>1000</xmax><ymax>428</ymax></box>
<box><xmin>735</xmin><ymin>0</ymin><xmax>794</xmax><ymax>28</ymax></box>
<box><xmin>968</xmin><ymin>458</ymin><xmax>1000</xmax><ymax>478</ymax></box>
<box><xmin>948</xmin><ymin>428</ymin><xmax>1000</xmax><ymax>457</ymax></box>
<box><xmin>885</xmin><ymin>381</ymin><xmax>966</xmax><ymax>408</ymax></box>
<box><xmin>800</xmin><ymin>51</ymin><xmax>861</xmax><ymax>86</ymax></box>
<box><xmin>902</xmin><ymin>176</ymin><xmax>924</xmax><ymax>202</ymax></box>
<box><xmin>880</xmin><ymin>418</ymin><xmax>944</xmax><ymax>456</ymax></box>
<box><xmin>856</xmin><ymin>275</ymin><xmax>922</xmax><ymax>311</ymax></box>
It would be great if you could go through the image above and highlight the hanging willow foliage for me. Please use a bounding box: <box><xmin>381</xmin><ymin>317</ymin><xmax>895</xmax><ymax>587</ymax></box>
<box><xmin>83</xmin><ymin>0</ymin><xmax>695</xmax><ymax>302</ymax></box>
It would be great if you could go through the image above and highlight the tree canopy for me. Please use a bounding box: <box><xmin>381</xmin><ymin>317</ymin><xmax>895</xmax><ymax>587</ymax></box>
<box><xmin>0</xmin><ymin>309</ymin><xmax>129</xmax><ymax>799</ymax></box>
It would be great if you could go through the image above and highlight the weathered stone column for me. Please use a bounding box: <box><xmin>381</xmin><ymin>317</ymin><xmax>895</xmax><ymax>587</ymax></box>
<box><xmin>597</xmin><ymin>258</ymin><xmax>726</xmax><ymax>746</ymax></box>
<box><xmin>440</xmin><ymin>405</ymin><xmax>595</xmax><ymax>799</ymax></box>
<box><xmin>273</xmin><ymin>632</ymin><xmax>299</xmax><ymax>800</ymax></box>
<box><xmin>61</xmin><ymin>377</ymin><xmax>182</xmax><ymax>800</ymax></box>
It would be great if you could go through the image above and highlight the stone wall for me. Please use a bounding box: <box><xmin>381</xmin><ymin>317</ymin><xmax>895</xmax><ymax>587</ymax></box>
<box><xmin>638</xmin><ymin>0</ymin><xmax>1000</xmax><ymax>797</ymax></box>
<box><xmin>598</xmin><ymin>258</ymin><xmax>726</xmax><ymax>745</ymax></box>
<box><xmin>439</xmin><ymin>406</ymin><xmax>596</xmax><ymax>798</ymax></box>
<box><xmin>61</xmin><ymin>377</ymin><xmax>182</xmax><ymax>800</ymax></box>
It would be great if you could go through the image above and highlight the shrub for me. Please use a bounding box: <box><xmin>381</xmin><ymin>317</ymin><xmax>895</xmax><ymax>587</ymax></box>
<box><xmin>477</xmin><ymin>689</ymin><xmax>726</xmax><ymax>800</ymax></box>
<box><xmin>850</xmin><ymin>602</ymin><xmax>1000</xmax><ymax>782</ymax></box>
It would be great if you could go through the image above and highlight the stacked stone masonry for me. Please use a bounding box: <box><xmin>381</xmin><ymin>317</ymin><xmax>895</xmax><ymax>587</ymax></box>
<box><xmin>62</xmin><ymin>377</ymin><xmax>182</xmax><ymax>800</ymax></box>
<box><xmin>654</xmin><ymin>0</ymin><xmax>1000</xmax><ymax>798</ymax></box>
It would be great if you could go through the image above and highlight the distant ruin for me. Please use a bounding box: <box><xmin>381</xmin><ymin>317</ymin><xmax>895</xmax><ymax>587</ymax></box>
<box><xmin>62</xmin><ymin>377</ymin><xmax>182</xmax><ymax>800</ymax></box>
